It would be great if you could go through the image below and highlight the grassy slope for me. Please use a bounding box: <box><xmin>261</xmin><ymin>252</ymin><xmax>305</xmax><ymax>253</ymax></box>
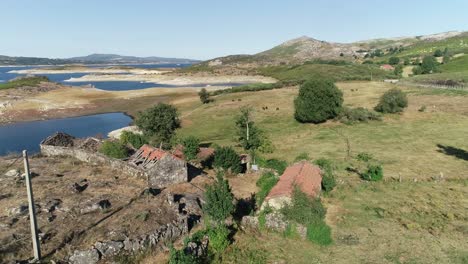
<box><xmin>176</xmin><ymin>82</ymin><xmax>468</xmax><ymax>179</ymax></box>
<box><xmin>172</xmin><ymin>81</ymin><xmax>468</xmax><ymax>263</ymax></box>
<box><xmin>0</xmin><ymin>76</ymin><xmax>49</xmax><ymax>89</ymax></box>
<box><xmin>257</xmin><ymin>64</ymin><xmax>394</xmax><ymax>83</ymax></box>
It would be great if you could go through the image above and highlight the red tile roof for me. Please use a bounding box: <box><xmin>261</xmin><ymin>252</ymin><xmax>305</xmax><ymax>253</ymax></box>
<box><xmin>380</xmin><ymin>64</ymin><xmax>395</xmax><ymax>70</ymax></box>
<box><xmin>137</xmin><ymin>144</ymin><xmax>182</xmax><ymax>161</ymax></box>
<box><xmin>266</xmin><ymin>161</ymin><xmax>322</xmax><ymax>200</ymax></box>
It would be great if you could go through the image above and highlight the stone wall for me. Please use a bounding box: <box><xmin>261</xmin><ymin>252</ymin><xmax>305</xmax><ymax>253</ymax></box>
<box><xmin>40</xmin><ymin>144</ymin><xmax>145</xmax><ymax>179</ymax></box>
<box><xmin>69</xmin><ymin>215</ymin><xmax>189</xmax><ymax>264</ymax></box>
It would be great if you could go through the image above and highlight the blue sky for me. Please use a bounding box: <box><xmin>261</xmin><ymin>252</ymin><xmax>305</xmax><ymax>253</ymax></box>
<box><xmin>1</xmin><ymin>0</ymin><xmax>467</xmax><ymax>60</ymax></box>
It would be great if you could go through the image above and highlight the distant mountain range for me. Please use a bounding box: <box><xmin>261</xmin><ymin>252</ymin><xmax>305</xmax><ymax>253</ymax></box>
<box><xmin>0</xmin><ymin>53</ymin><xmax>200</xmax><ymax>66</ymax></box>
<box><xmin>203</xmin><ymin>31</ymin><xmax>468</xmax><ymax>66</ymax></box>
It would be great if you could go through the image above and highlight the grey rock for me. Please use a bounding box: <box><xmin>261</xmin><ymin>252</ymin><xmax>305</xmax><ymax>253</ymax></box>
<box><xmin>42</xmin><ymin>199</ymin><xmax>62</xmax><ymax>213</ymax></box>
<box><xmin>241</xmin><ymin>215</ymin><xmax>260</xmax><ymax>229</ymax></box>
<box><xmin>80</xmin><ymin>200</ymin><xmax>111</xmax><ymax>214</ymax></box>
<box><xmin>265</xmin><ymin>212</ymin><xmax>288</xmax><ymax>232</ymax></box>
<box><xmin>69</xmin><ymin>248</ymin><xmax>100</xmax><ymax>264</ymax></box>
<box><xmin>7</xmin><ymin>205</ymin><xmax>28</xmax><ymax>217</ymax></box>
<box><xmin>95</xmin><ymin>241</ymin><xmax>123</xmax><ymax>257</ymax></box>
<box><xmin>4</xmin><ymin>169</ymin><xmax>20</xmax><ymax>178</ymax></box>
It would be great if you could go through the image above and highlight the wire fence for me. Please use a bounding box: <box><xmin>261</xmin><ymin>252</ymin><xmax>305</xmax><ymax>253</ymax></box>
<box><xmin>399</xmin><ymin>81</ymin><xmax>467</xmax><ymax>90</ymax></box>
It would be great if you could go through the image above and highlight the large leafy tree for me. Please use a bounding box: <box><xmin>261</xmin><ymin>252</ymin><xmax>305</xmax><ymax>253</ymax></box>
<box><xmin>421</xmin><ymin>56</ymin><xmax>439</xmax><ymax>74</ymax></box>
<box><xmin>135</xmin><ymin>103</ymin><xmax>180</xmax><ymax>144</ymax></box>
<box><xmin>198</xmin><ymin>88</ymin><xmax>210</xmax><ymax>104</ymax></box>
<box><xmin>294</xmin><ymin>78</ymin><xmax>343</xmax><ymax>123</ymax></box>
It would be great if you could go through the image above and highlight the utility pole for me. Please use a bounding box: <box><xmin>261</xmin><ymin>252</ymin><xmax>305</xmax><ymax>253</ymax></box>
<box><xmin>23</xmin><ymin>150</ymin><xmax>41</xmax><ymax>261</ymax></box>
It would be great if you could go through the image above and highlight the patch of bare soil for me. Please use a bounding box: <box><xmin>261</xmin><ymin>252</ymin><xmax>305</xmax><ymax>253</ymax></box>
<box><xmin>0</xmin><ymin>155</ymin><xmax>208</xmax><ymax>263</ymax></box>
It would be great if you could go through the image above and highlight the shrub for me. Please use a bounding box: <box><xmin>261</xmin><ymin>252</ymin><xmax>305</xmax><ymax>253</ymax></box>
<box><xmin>182</xmin><ymin>136</ymin><xmax>200</xmax><ymax>161</ymax></box>
<box><xmin>434</xmin><ymin>49</ymin><xmax>443</xmax><ymax>57</ymax></box>
<box><xmin>338</xmin><ymin>107</ymin><xmax>381</xmax><ymax>124</ymax></box>
<box><xmin>374</xmin><ymin>88</ymin><xmax>408</xmax><ymax>113</ymax></box>
<box><xmin>281</xmin><ymin>187</ymin><xmax>326</xmax><ymax>225</ymax></box>
<box><xmin>403</xmin><ymin>58</ymin><xmax>410</xmax><ymax>65</ymax></box>
<box><xmin>213</xmin><ymin>146</ymin><xmax>242</xmax><ymax>174</ymax></box>
<box><xmin>356</xmin><ymin>152</ymin><xmax>373</xmax><ymax>162</ymax></box>
<box><xmin>361</xmin><ymin>164</ymin><xmax>383</xmax><ymax>181</ymax></box>
<box><xmin>203</xmin><ymin>172</ymin><xmax>235</xmax><ymax>222</ymax></box>
<box><xmin>120</xmin><ymin>131</ymin><xmax>147</xmax><ymax>149</ymax></box>
<box><xmin>99</xmin><ymin>140</ymin><xmax>129</xmax><ymax>159</ymax></box>
<box><xmin>294</xmin><ymin>78</ymin><xmax>343</xmax><ymax>123</ymax></box>
<box><xmin>412</xmin><ymin>66</ymin><xmax>423</xmax><ymax>75</ymax></box>
<box><xmin>258</xmin><ymin>158</ymin><xmax>288</xmax><ymax>174</ymax></box>
<box><xmin>314</xmin><ymin>158</ymin><xmax>336</xmax><ymax>193</ymax></box>
<box><xmin>207</xmin><ymin>225</ymin><xmax>230</xmax><ymax>255</ymax></box>
<box><xmin>168</xmin><ymin>245</ymin><xmax>200</xmax><ymax>264</ymax></box>
<box><xmin>388</xmin><ymin>57</ymin><xmax>400</xmax><ymax>65</ymax></box>
<box><xmin>255</xmin><ymin>172</ymin><xmax>279</xmax><ymax>207</ymax></box>
<box><xmin>198</xmin><ymin>88</ymin><xmax>210</xmax><ymax>104</ymax></box>
<box><xmin>135</xmin><ymin>103</ymin><xmax>180</xmax><ymax>144</ymax></box>
<box><xmin>306</xmin><ymin>221</ymin><xmax>333</xmax><ymax>246</ymax></box>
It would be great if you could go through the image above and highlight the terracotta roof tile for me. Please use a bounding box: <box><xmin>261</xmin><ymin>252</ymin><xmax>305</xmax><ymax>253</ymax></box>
<box><xmin>266</xmin><ymin>161</ymin><xmax>322</xmax><ymax>200</ymax></box>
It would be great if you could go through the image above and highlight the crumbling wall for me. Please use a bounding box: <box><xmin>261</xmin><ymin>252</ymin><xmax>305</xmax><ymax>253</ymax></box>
<box><xmin>40</xmin><ymin>144</ymin><xmax>145</xmax><ymax>179</ymax></box>
<box><xmin>147</xmin><ymin>154</ymin><xmax>188</xmax><ymax>188</ymax></box>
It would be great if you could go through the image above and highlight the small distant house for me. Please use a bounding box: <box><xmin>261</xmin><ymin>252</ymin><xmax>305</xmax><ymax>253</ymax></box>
<box><xmin>263</xmin><ymin>161</ymin><xmax>322</xmax><ymax>210</ymax></box>
<box><xmin>129</xmin><ymin>145</ymin><xmax>188</xmax><ymax>188</ymax></box>
<box><xmin>380</xmin><ymin>64</ymin><xmax>395</xmax><ymax>71</ymax></box>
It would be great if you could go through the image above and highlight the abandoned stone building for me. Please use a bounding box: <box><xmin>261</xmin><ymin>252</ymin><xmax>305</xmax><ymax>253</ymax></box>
<box><xmin>128</xmin><ymin>144</ymin><xmax>188</xmax><ymax>187</ymax></box>
<box><xmin>40</xmin><ymin>133</ymin><xmax>188</xmax><ymax>188</ymax></box>
<box><xmin>263</xmin><ymin>161</ymin><xmax>322</xmax><ymax>210</ymax></box>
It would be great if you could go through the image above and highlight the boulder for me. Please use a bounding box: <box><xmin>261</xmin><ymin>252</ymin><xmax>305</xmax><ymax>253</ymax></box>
<box><xmin>80</xmin><ymin>200</ymin><xmax>111</xmax><ymax>214</ymax></box>
<box><xmin>241</xmin><ymin>215</ymin><xmax>259</xmax><ymax>229</ymax></box>
<box><xmin>95</xmin><ymin>241</ymin><xmax>124</xmax><ymax>257</ymax></box>
<box><xmin>69</xmin><ymin>248</ymin><xmax>100</xmax><ymax>264</ymax></box>
<box><xmin>265</xmin><ymin>212</ymin><xmax>288</xmax><ymax>232</ymax></box>
<box><xmin>4</xmin><ymin>169</ymin><xmax>20</xmax><ymax>178</ymax></box>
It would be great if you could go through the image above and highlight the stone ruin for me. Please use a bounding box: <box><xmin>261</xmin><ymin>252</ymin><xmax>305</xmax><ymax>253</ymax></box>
<box><xmin>129</xmin><ymin>144</ymin><xmax>188</xmax><ymax>188</ymax></box>
<box><xmin>40</xmin><ymin>132</ymin><xmax>188</xmax><ymax>188</ymax></box>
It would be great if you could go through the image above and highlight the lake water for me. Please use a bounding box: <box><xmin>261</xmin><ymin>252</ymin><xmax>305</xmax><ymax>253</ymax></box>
<box><xmin>0</xmin><ymin>64</ymin><xmax>246</xmax><ymax>91</ymax></box>
<box><xmin>0</xmin><ymin>113</ymin><xmax>132</xmax><ymax>155</ymax></box>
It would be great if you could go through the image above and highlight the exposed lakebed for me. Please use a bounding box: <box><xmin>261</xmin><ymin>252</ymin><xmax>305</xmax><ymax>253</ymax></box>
<box><xmin>0</xmin><ymin>64</ymin><xmax>248</xmax><ymax>91</ymax></box>
<box><xmin>0</xmin><ymin>112</ymin><xmax>132</xmax><ymax>155</ymax></box>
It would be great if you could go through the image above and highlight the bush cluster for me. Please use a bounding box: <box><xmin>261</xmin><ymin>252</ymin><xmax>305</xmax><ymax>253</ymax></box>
<box><xmin>120</xmin><ymin>131</ymin><xmax>148</xmax><ymax>149</ymax></box>
<box><xmin>313</xmin><ymin>158</ymin><xmax>336</xmax><ymax>193</ymax></box>
<box><xmin>213</xmin><ymin>146</ymin><xmax>242</xmax><ymax>174</ymax></box>
<box><xmin>374</xmin><ymin>88</ymin><xmax>408</xmax><ymax>113</ymax></box>
<box><xmin>255</xmin><ymin>172</ymin><xmax>279</xmax><ymax>208</ymax></box>
<box><xmin>280</xmin><ymin>188</ymin><xmax>332</xmax><ymax>245</ymax></box>
<box><xmin>361</xmin><ymin>164</ymin><xmax>384</xmax><ymax>181</ymax></box>
<box><xmin>99</xmin><ymin>140</ymin><xmax>129</xmax><ymax>159</ymax></box>
<box><xmin>135</xmin><ymin>103</ymin><xmax>180</xmax><ymax>144</ymax></box>
<box><xmin>181</xmin><ymin>136</ymin><xmax>200</xmax><ymax>161</ymax></box>
<box><xmin>257</xmin><ymin>158</ymin><xmax>288</xmax><ymax>174</ymax></box>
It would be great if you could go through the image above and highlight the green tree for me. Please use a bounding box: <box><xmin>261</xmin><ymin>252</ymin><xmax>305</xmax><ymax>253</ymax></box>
<box><xmin>203</xmin><ymin>172</ymin><xmax>235</xmax><ymax>222</ymax></box>
<box><xmin>99</xmin><ymin>140</ymin><xmax>129</xmax><ymax>159</ymax></box>
<box><xmin>394</xmin><ymin>64</ymin><xmax>403</xmax><ymax>77</ymax></box>
<box><xmin>433</xmin><ymin>49</ymin><xmax>443</xmax><ymax>57</ymax></box>
<box><xmin>421</xmin><ymin>56</ymin><xmax>439</xmax><ymax>74</ymax></box>
<box><xmin>403</xmin><ymin>58</ymin><xmax>410</xmax><ymax>65</ymax></box>
<box><xmin>198</xmin><ymin>88</ymin><xmax>210</xmax><ymax>104</ymax></box>
<box><xmin>294</xmin><ymin>78</ymin><xmax>343</xmax><ymax>123</ymax></box>
<box><xmin>213</xmin><ymin>146</ymin><xmax>242</xmax><ymax>174</ymax></box>
<box><xmin>135</xmin><ymin>103</ymin><xmax>180</xmax><ymax>144</ymax></box>
<box><xmin>388</xmin><ymin>57</ymin><xmax>400</xmax><ymax>65</ymax></box>
<box><xmin>235</xmin><ymin>107</ymin><xmax>261</xmax><ymax>150</ymax></box>
<box><xmin>443</xmin><ymin>55</ymin><xmax>450</xmax><ymax>64</ymax></box>
<box><xmin>182</xmin><ymin>136</ymin><xmax>200</xmax><ymax>161</ymax></box>
<box><xmin>374</xmin><ymin>88</ymin><xmax>408</xmax><ymax>113</ymax></box>
<box><xmin>412</xmin><ymin>66</ymin><xmax>423</xmax><ymax>75</ymax></box>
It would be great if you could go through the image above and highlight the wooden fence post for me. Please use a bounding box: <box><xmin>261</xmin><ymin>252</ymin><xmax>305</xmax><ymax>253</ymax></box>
<box><xmin>23</xmin><ymin>150</ymin><xmax>41</xmax><ymax>261</ymax></box>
